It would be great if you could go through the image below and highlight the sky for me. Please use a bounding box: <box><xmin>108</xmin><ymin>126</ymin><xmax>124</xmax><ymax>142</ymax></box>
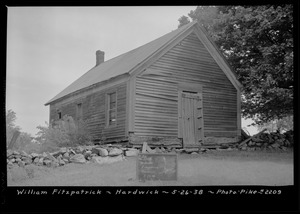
<box><xmin>6</xmin><ymin>6</ymin><xmax>258</xmax><ymax>137</ymax></box>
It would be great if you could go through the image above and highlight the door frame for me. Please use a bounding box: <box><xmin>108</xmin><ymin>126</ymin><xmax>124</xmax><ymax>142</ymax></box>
<box><xmin>178</xmin><ymin>82</ymin><xmax>204</xmax><ymax>146</ymax></box>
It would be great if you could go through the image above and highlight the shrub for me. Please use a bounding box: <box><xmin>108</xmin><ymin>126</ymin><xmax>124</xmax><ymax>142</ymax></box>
<box><xmin>35</xmin><ymin>115</ymin><xmax>92</xmax><ymax>150</ymax></box>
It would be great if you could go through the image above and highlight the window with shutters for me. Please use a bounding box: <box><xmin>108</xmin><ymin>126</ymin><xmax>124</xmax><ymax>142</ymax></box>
<box><xmin>107</xmin><ymin>91</ymin><xmax>117</xmax><ymax>126</ymax></box>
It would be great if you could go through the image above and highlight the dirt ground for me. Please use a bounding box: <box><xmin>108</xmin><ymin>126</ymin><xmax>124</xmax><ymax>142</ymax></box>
<box><xmin>7</xmin><ymin>150</ymin><xmax>293</xmax><ymax>186</ymax></box>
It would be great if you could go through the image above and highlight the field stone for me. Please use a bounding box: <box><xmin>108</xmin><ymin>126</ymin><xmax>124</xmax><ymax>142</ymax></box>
<box><xmin>108</xmin><ymin>148</ymin><xmax>123</xmax><ymax>156</ymax></box>
<box><xmin>63</xmin><ymin>152</ymin><xmax>70</xmax><ymax>159</ymax></box>
<box><xmin>59</xmin><ymin>160</ymin><xmax>65</xmax><ymax>166</ymax></box>
<box><xmin>33</xmin><ymin>157</ymin><xmax>39</xmax><ymax>164</ymax></box>
<box><xmin>63</xmin><ymin>158</ymin><xmax>69</xmax><ymax>163</ymax></box>
<box><xmin>51</xmin><ymin>161</ymin><xmax>59</xmax><ymax>168</ymax></box>
<box><xmin>59</xmin><ymin>147</ymin><xmax>67</xmax><ymax>154</ymax></box>
<box><xmin>44</xmin><ymin>159</ymin><xmax>52</xmax><ymax>167</ymax></box>
<box><xmin>38</xmin><ymin>158</ymin><xmax>44</xmax><ymax>166</ymax></box>
<box><xmin>7</xmin><ymin>162</ymin><xmax>14</xmax><ymax>168</ymax></box>
<box><xmin>70</xmin><ymin>154</ymin><xmax>86</xmax><ymax>164</ymax></box>
<box><xmin>15</xmin><ymin>158</ymin><xmax>22</xmax><ymax>162</ymax></box>
<box><xmin>46</xmin><ymin>153</ymin><xmax>57</xmax><ymax>161</ymax></box>
<box><xmin>76</xmin><ymin>146</ymin><xmax>84</xmax><ymax>154</ymax></box>
<box><xmin>69</xmin><ymin>149</ymin><xmax>76</xmax><ymax>155</ymax></box>
<box><xmin>272</xmin><ymin>143</ymin><xmax>280</xmax><ymax>148</ymax></box>
<box><xmin>241</xmin><ymin>146</ymin><xmax>247</xmax><ymax>151</ymax></box>
<box><xmin>18</xmin><ymin>161</ymin><xmax>25</xmax><ymax>167</ymax></box>
<box><xmin>98</xmin><ymin>148</ymin><xmax>109</xmax><ymax>157</ymax></box>
<box><xmin>125</xmin><ymin>149</ymin><xmax>138</xmax><ymax>157</ymax></box>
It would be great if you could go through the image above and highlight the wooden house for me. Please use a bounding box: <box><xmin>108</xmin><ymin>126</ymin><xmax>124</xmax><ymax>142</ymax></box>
<box><xmin>45</xmin><ymin>21</ymin><xmax>242</xmax><ymax>148</ymax></box>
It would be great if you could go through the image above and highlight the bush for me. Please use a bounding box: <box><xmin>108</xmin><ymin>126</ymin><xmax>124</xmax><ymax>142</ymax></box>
<box><xmin>35</xmin><ymin>115</ymin><xmax>92</xmax><ymax>150</ymax></box>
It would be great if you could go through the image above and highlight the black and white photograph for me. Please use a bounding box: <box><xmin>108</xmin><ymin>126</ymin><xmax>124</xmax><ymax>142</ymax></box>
<box><xmin>4</xmin><ymin>5</ymin><xmax>297</xmax><ymax>213</ymax></box>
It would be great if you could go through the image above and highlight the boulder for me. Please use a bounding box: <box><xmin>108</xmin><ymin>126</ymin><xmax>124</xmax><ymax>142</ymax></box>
<box><xmin>7</xmin><ymin>162</ymin><xmax>14</xmax><ymax>168</ymax></box>
<box><xmin>59</xmin><ymin>159</ymin><xmax>65</xmax><ymax>166</ymax></box>
<box><xmin>63</xmin><ymin>158</ymin><xmax>69</xmax><ymax>163</ymax></box>
<box><xmin>50</xmin><ymin>151</ymin><xmax>61</xmax><ymax>158</ymax></box>
<box><xmin>18</xmin><ymin>161</ymin><xmax>25</xmax><ymax>167</ymax></box>
<box><xmin>63</xmin><ymin>152</ymin><xmax>70</xmax><ymax>159</ymax></box>
<box><xmin>70</xmin><ymin>154</ymin><xmax>86</xmax><ymax>164</ymax></box>
<box><xmin>272</xmin><ymin>143</ymin><xmax>280</xmax><ymax>148</ymax></box>
<box><xmin>44</xmin><ymin>159</ymin><xmax>52</xmax><ymax>167</ymax></box>
<box><xmin>83</xmin><ymin>150</ymin><xmax>92</xmax><ymax>159</ymax></box>
<box><xmin>191</xmin><ymin>152</ymin><xmax>198</xmax><ymax>155</ymax></box>
<box><xmin>76</xmin><ymin>146</ymin><xmax>84</xmax><ymax>154</ymax></box>
<box><xmin>33</xmin><ymin>157</ymin><xmax>39</xmax><ymax>164</ymax></box>
<box><xmin>69</xmin><ymin>149</ymin><xmax>76</xmax><ymax>155</ymax></box>
<box><xmin>108</xmin><ymin>148</ymin><xmax>123</xmax><ymax>156</ymax></box>
<box><xmin>59</xmin><ymin>147</ymin><xmax>67</xmax><ymax>154</ymax></box>
<box><xmin>38</xmin><ymin>158</ymin><xmax>44</xmax><ymax>166</ymax></box>
<box><xmin>47</xmin><ymin>153</ymin><xmax>57</xmax><ymax>161</ymax></box>
<box><xmin>125</xmin><ymin>149</ymin><xmax>138</xmax><ymax>157</ymax></box>
<box><xmin>23</xmin><ymin>158</ymin><xmax>32</xmax><ymax>164</ymax></box>
<box><xmin>42</xmin><ymin>152</ymin><xmax>48</xmax><ymax>158</ymax></box>
<box><xmin>31</xmin><ymin>153</ymin><xmax>40</xmax><ymax>158</ymax></box>
<box><xmin>98</xmin><ymin>148</ymin><xmax>109</xmax><ymax>157</ymax></box>
<box><xmin>51</xmin><ymin>161</ymin><xmax>59</xmax><ymax>168</ymax></box>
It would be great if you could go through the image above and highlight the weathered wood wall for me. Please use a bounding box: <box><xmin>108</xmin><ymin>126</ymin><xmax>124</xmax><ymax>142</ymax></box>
<box><xmin>49</xmin><ymin>82</ymin><xmax>127</xmax><ymax>141</ymax></box>
<box><xmin>135</xmin><ymin>32</ymin><xmax>237</xmax><ymax>138</ymax></box>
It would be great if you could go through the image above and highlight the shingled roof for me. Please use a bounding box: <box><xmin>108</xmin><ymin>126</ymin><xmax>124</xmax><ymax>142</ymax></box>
<box><xmin>45</xmin><ymin>21</ymin><xmax>196</xmax><ymax>105</ymax></box>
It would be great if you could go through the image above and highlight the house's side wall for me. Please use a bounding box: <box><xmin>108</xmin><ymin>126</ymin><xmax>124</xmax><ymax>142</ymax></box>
<box><xmin>49</xmin><ymin>82</ymin><xmax>127</xmax><ymax>142</ymax></box>
<box><xmin>133</xmin><ymin>32</ymin><xmax>238</xmax><ymax>145</ymax></box>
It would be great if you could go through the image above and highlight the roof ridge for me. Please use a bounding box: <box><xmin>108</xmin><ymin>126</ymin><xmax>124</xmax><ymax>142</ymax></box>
<box><xmin>45</xmin><ymin>21</ymin><xmax>197</xmax><ymax>105</ymax></box>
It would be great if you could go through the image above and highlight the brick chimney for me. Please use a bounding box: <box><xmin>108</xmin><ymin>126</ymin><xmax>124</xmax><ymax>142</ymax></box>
<box><xmin>96</xmin><ymin>50</ymin><xmax>104</xmax><ymax>66</ymax></box>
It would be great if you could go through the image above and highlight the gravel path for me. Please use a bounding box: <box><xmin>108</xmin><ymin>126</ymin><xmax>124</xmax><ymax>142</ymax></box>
<box><xmin>8</xmin><ymin>151</ymin><xmax>293</xmax><ymax>186</ymax></box>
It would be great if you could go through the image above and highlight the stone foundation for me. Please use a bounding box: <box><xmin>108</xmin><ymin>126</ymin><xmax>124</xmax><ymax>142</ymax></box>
<box><xmin>203</xmin><ymin>136</ymin><xmax>241</xmax><ymax>145</ymax></box>
<box><xmin>129</xmin><ymin>134</ymin><xmax>182</xmax><ymax>148</ymax></box>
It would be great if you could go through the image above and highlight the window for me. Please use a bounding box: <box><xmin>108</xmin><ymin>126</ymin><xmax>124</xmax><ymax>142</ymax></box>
<box><xmin>107</xmin><ymin>92</ymin><xmax>117</xmax><ymax>126</ymax></box>
<box><xmin>58</xmin><ymin>112</ymin><xmax>62</xmax><ymax>120</ymax></box>
<box><xmin>76</xmin><ymin>103</ymin><xmax>83</xmax><ymax>120</ymax></box>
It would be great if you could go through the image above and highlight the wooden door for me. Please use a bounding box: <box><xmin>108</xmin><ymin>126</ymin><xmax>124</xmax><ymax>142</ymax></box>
<box><xmin>181</xmin><ymin>92</ymin><xmax>204</xmax><ymax>148</ymax></box>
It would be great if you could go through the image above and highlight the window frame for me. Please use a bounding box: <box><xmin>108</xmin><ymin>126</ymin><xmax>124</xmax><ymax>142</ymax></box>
<box><xmin>57</xmin><ymin>111</ymin><xmax>62</xmax><ymax>120</ymax></box>
<box><xmin>106</xmin><ymin>90</ymin><xmax>117</xmax><ymax>127</ymax></box>
<box><xmin>76</xmin><ymin>103</ymin><xmax>83</xmax><ymax>120</ymax></box>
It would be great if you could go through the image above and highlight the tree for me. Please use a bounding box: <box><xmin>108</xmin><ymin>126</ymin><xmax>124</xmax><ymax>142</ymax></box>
<box><xmin>6</xmin><ymin>109</ymin><xmax>21</xmax><ymax>147</ymax></box>
<box><xmin>178</xmin><ymin>5</ymin><xmax>293</xmax><ymax>125</ymax></box>
<box><xmin>257</xmin><ymin>115</ymin><xmax>293</xmax><ymax>133</ymax></box>
<box><xmin>6</xmin><ymin>109</ymin><xmax>32</xmax><ymax>150</ymax></box>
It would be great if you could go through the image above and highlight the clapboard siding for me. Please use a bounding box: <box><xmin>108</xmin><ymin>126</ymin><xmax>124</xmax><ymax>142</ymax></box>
<box><xmin>135</xmin><ymin>32</ymin><xmax>237</xmax><ymax>138</ymax></box>
<box><xmin>135</xmin><ymin>76</ymin><xmax>178</xmax><ymax>136</ymax></box>
<box><xmin>49</xmin><ymin>82</ymin><xmax>127</xmax><ymax>141</ymax></box>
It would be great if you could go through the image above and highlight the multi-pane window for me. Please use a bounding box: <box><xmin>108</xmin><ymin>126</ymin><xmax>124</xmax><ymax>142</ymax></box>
<box><xmin>107</xmin><ymin>92</ymin><xmax>117</xmax><ymax>126</ymax></box>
